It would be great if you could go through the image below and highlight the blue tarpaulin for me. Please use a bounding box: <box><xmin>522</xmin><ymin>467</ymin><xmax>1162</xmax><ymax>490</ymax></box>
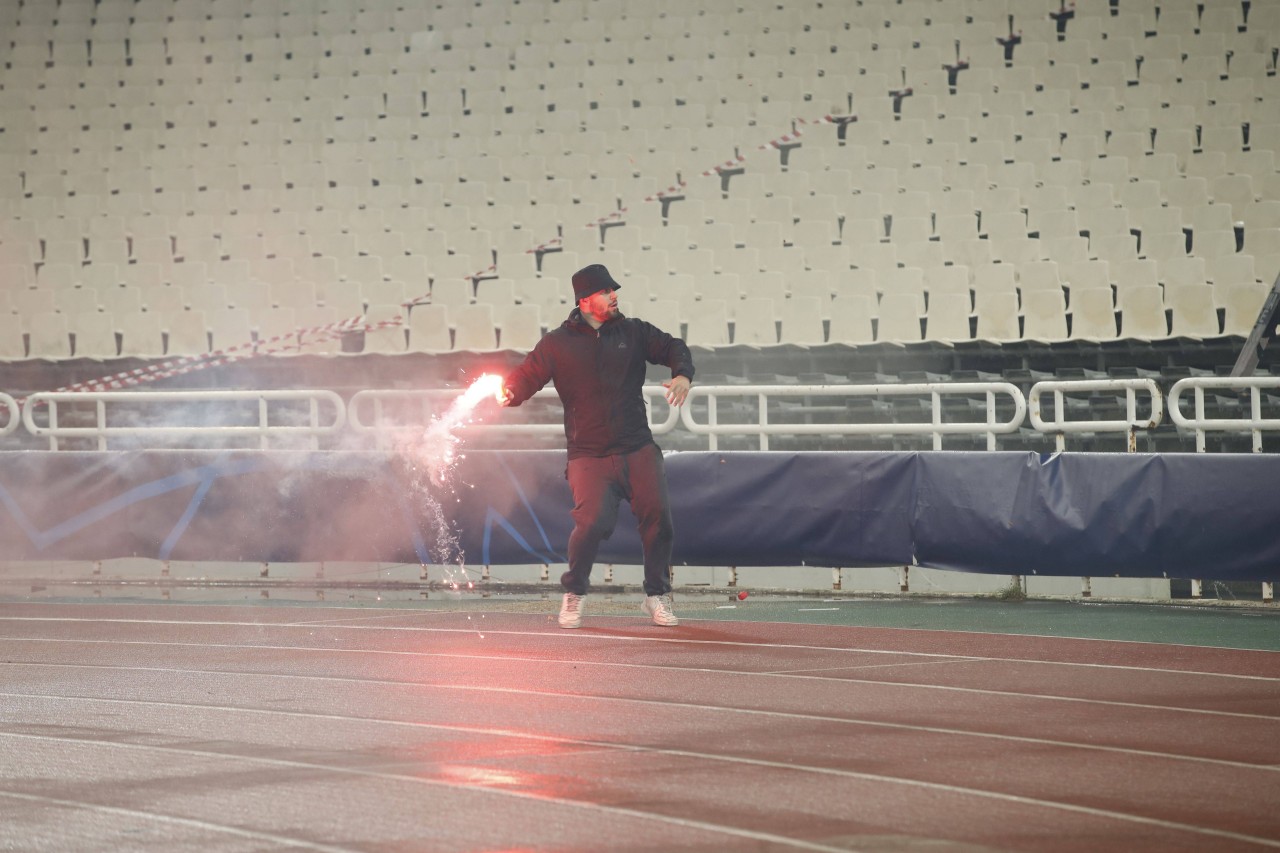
<box><xmin>0</xmin><ymin>450</ymin><xmax>1276</xmax><ymax>580</ymax></box>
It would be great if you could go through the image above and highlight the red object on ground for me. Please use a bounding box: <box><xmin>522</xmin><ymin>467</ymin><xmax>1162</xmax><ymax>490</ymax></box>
<box><xmin>737</xmin><ymin>590</ymin><xmax>749</xmax><ymax>600</ymax></box>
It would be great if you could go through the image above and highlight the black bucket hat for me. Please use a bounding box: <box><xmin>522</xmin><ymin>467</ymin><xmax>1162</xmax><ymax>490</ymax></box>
<box><xmin>571</xmin><ymin>264</ymin><xmax>622</xmax><ymax>301</ymax></box>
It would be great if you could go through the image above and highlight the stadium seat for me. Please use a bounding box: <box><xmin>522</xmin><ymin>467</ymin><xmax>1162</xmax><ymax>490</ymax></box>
<box><xmin>1068</xmin><ymin>288</ymin><xmax>1119</xmax><ymax>342</ymax></box>
<box><xmin>1219</xmin><ymin>283</ymin><xmax>1269</xmax><ymax>337</ymax></box>
<box><xmin>27</xmin><ymin>313</ymin><xmax>72</xmax><ymax>360</ymax></box>
<box><xmin>685</xmin><ymin>298</ymin><xmax>731</xmax><ymax>348</ymax></box>
<box><xmin>972</xmin><ymin>290</ymin><xmax>1021</xmax><ymax>343</ymax></box>
<box><xmin>779</xmin><ymin>296</ymin><xmax>826</xmax><ymax>346</ymax></box>
<box><xmin>452</xmin><ymin>303</ymin><xmax>498</xmax><ymax>351</ymax></box>
<box><xmin>1116</xmin><ymin>286</ymin><xmax>1169</xmax><ymax>340</ymax></box>
<box><xmin>876</xmin><ymin>292</ymin><xmax>924</xmax><ymax>344</ymax></box>
<box><xmin>828</xmin><ymin>294</ymin><xmax>875</xmax><ymax>346</ymax></box>
<box><xmin>407</xmin><ymin>304</ymin><xmax>452</xmax><ymax>353</ymax></box>
<box><xmin>208</xmin><ymin>308</ymin><xmax>256</xmax><ymax>354</ymax></box>
<box><xmin>1167</xmin><ymin>284</ymin><xmax>1222</xmax><ymax>338</ymax></box>
<box><xmin>1021</xmin><ymin>289</ymin><xmax>1070</xmax><ymax>342</ymax></box>
<box><xmin>117</xmin><ymin>310</ymin><xmax>167</xmax><ymax>357</ymax></box>
<box><xmin>924</xmin><ymin>292</ymin><xmax>973</xmax><ymax>343</ymax></box>
<box><xmin>494</xmin><ymin>303</ymin><xmax>542</xmax><ymax>351</ymax></box>
<box><xmin>732</xmin><ymin>297</ymin><xmax>779</xmax><ymax>346</ymax></box>
<box><xmin>69</xmin><ymin>312</ymin><xmax>119</xmax><ymax>359</ymax></box>
<box><xmin>164</xmin><ymin>310</ymin><xmax>210</xmax><ymax>356</ymax></box>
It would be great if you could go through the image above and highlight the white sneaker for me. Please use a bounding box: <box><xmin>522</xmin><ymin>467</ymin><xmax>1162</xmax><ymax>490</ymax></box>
<box><xmin>642</xmin><ymin>594</ymin><xmax>679</xmax><ymax>627</ymax></box>
<box><xmin>559</xmin><ymin>593</ymin><xmax>585</xmax><ymax>629</ymax></box>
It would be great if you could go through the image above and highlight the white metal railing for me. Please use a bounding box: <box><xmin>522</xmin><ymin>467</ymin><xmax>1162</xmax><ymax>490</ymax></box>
<box><xmin>348</xmin><ymin>386</ymin><xmax>681</xmax><ymax>449</ymax></box>
<box><xmin>1028</xmin><ymin>379</ymin><xmax>1164</xmax><ymax>453</ymax></box>
<box><xmin>0</xmin><ymin>393</ymin><xmax>18</xmax><ymax>437</ymax></box>
<box><xmin>1168</xmin><ymin>377</ymin><xmax>1280</xmax><ymax>452</ymax></box>
<box><xmin>679</xmin><ymin>383</ymin><xmax>1028</xmax><ymax>451</ymax></box>
<box><xmin>5</xmin><ymin>380</ymin><xmax>1279</xmax><ymax>452</ymax></box>
<box><xmin>21</xmin><ymin>390</ymin><xmax>347</xmax><ymax>450</ymax></box>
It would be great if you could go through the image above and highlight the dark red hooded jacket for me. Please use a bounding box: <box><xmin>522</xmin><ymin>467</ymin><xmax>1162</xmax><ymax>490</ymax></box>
<box><xmin>503</xmin><ymin>309</ymin><xmax>695</xmax><ymax>459</ymax></box>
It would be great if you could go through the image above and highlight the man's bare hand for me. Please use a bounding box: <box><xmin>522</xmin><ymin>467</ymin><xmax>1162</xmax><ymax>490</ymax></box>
<box><xmin>664</xmin><ymin>376</ymin><xmax>691</xmax><ymax>407</ymax></box>
<box><xmin>497</xmin><ymin>385</ymin><xmax>515</xmax><ymax>407</ymax></box>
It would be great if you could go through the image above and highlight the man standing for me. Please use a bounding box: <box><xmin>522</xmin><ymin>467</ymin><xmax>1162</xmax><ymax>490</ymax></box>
<box><xmin>499</xmin><ymin>264</ymin><xmax>694</xmax><ymax>629</ymax></box>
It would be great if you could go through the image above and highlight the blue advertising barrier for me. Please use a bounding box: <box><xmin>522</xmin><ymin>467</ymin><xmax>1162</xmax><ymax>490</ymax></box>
<box><xmin>0</xmin><ymin>450</ymin><xmax>1276</xmax><ymax>580</ymax></box>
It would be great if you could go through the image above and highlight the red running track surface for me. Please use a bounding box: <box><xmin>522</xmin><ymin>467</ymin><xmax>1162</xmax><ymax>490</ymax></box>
<box><xmin>1</xmin><ymin>602</ymin><xmax>1278</xmax><ymax>852</ymax></box>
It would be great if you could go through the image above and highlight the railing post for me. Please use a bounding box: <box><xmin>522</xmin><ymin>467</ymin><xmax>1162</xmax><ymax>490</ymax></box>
<box><xmin>758</xmin><ymin>391</ymin><xmax>769</xmax><ymax>451</ymax></box>
<box><xmin>258</xmin><ymin>395</ymin><xmax>269</xmax><ymax>450</ymax></box>
<box><xmin>707</xmin><ymin>390</ymin><xmax>718</xmax><ymax>452</ymax></box>
<box><xmin>96</xmin><ymin>399</ymin><xmax>107</xmax><ymax>451</ymax></box>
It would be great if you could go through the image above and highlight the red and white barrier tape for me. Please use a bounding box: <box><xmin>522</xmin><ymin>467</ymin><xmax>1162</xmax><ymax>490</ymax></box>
<box><xmin>583</xmin><ymin>209</ymin><xmax>628</xmax><ymax>229</ymax></box>
<box><xmin>524</xmin><ymin>236</ymin><xmax>563</xmax><ymax>255</ymax></box>
<box><xmin>759</xmin><ymin>127</ymin><xmax>804</xmax><ymax>148</ymax></box>
<box><xmin>699</xmin><ymin>153</ymin><xmax>746</xmax><ymax>176</ymax></box>
<box><xmin>14</xmin><ymin>314</ymin><xmax>384</xmax><ymax>405</ymax></box>
<box><xmin>642</xmin><ymin>180</ymin><xmax>688</xmax><ymax>202</ymax></box>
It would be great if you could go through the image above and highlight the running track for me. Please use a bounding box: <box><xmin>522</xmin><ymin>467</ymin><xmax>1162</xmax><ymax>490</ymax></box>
<box><xmin>1</xmin><ymin>602</ymin><xmax>1278</xmax><ymax>851</ymax></box>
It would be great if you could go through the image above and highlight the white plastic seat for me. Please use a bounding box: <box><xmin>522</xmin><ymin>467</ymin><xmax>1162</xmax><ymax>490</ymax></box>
<box><xmin>1017</xmin><ymin>260</ymin><xmax>1062</xmax><ymax>293</ymax></box>
<box><xmin>475</xmin><ymin>278</ymin><xmax>518</xmax><ymax>308</ymax></box>
<box><xmin>1219</xmin><ymin>283</ymin><xmax>1269</xmax><ymax>336</ymax></box>
<box><xmin>254</xmin><ymin>307</ymin><xmax>301</xmax><ymax>354</ymax></box>
<box><xmin>1159</xmin><ymin>257</ymin><xmax>1208</xmax><ymax>289</ymax></box>
<box><xmin>828</xmin><ymin>294</ymin><xmax>875</xmax><ymax>346</ymax></box>
<box><xmin>1021</xmin><ymin>289</ymin><xmax>1069</xmax><ymax>342</ymax></box>
<box><xmin>359</xmin><ymin>279</ymin><xmax>409</xmax><ymax>312</ymax></box>
<box><xmin>1191</xmin><ymin>228</ymin><xmax>1238</xmax><ymax>260</ymax></box>
<box><xmin>452</xmin><ymin>303</ymin><xmax>498</xmax><ymax>351</ymax></box>
<box><xmin>779</xmin><ymin>296</ymin><xmax>826</xmax><ymax>345</ymax></box>
<box><xmin>360</xmin><ymin>304</ymin><xmax>408</xmax><ymax>354</ymax></box>
<box><xmin>1116</xmin><ymin>285</ymin><xmax>1169</xmax><ymax>340</ymax></box>
<box><xmin>165</xmin><ymin>310</ymin><xmax>210</xmax><ymax>355</ymax></box>
<box><xmin>294</xmin><ymin>306</ymin><xmax>347</xmax><ymax>355</ymax></box>
<box><xmin>924</xmin><ymin>292</ymin><xmax>973</xmax><ymax>343</ymax></box>
<box><xmin>1111</xmin><ymin>259</ymin><xmax>1161</xmax><ymax>293</ymax></box>
<box><xmin>70</xmin><ymin>312</ymin><xmax>119</xmax><ymax>359</ymax></box>
<box><xmin>1205</xmin><ymin>254</ymin><xmax>1257</xmax><ymax>287</ymax></box>
<box><xmin>972</xmin><ymin>291</ymin><xmax>1021</xmax><ymax>343</ymax></box>
<box><xmin>27</xmin><ymin>313</ymin><xmax>72</xmax><ymax>359</ymax></box>
<box><xmin>970</xmin><ymin>263</ymin><xmax>1018</xmax><ymax>297</ymax></box>
<box><xmin>684</xmin><ymin>298</ymin><xmax>731</xmax><ymax>348</ymax></box>
<box><xmin>732</xmin><ymin>297</ymin><xmax>779</xmax><ymax>346</ymax></box>
<box><xmin>117</xmin><ymin>310</ymin><xmax>167</xmax><ymax>357</ymax></box>
<box><xmin>407</xmin><ymin>304</ymin><xmax>452</xmax><ymax>353</ymax></box>
<box><xmin>207</xmin><ymin>307</ymin><xmax>256</xmax><ymax>353</ymax></box>
<box><xmin>1167</xmin><ymin>283</ymin><xmax>1221</xmax><ymax>338</ymax></box>
<box><xmin>430</xmin><ymin>277</ymin><xmax>475</xmax><ymax>310</ymax></box>
<box><xmin>1242</xmin><ymin>228</ymin><xmax>1280</xmax><ymax>260</ymax></box>
<box><xmin>0</xmin><ymin>315</ymin><xmax>26</xmax><ymax>359</ymax></box>
<box><xmin>641</xmin><ymin>299</ymin><xmax>683</xmax><ymax>340</ymax></box>
<box><xmin>1068</xmin><ymin>288</ymin><xmax>1118</xmax><ymax>341</ymax></box>
<box><xmin>494</xmin><ymin>303</ymin><xmax>542</xmax><ymax>351</ymax></box>
<box><xmin>876</xmin><ymin>292</ymin><xmax>924</xmax><ymax>344</ymax></box>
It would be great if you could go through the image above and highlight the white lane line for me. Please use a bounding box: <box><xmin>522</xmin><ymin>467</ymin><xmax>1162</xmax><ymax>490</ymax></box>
<box><xmin>0</xmin><ymin>790</ymin><xmax>358</xmax><ymax>852</ymax></box>
<box><xmin>3</xmin><ymin>637</ymin><xmax>1278</xmax><ymax>724</ymax></box>
<box><xmin>3</xmin><ymin>698</ymin><xmax>1276</xmax><ymax>850</ymax></box>
<box><xmin>3</xmin><ymin>661</ymin><xmax>1278</xmax><ymax>773</ymax></box>
<box><xmin>5</xmin><ymin>600</ymin><xmax>1275</xmax><ymax>654</ymax></box>
<box><xmin>2</xmin><ymin>615</ymin><xmax>1278</xmax><ymax>682</ymax></box>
